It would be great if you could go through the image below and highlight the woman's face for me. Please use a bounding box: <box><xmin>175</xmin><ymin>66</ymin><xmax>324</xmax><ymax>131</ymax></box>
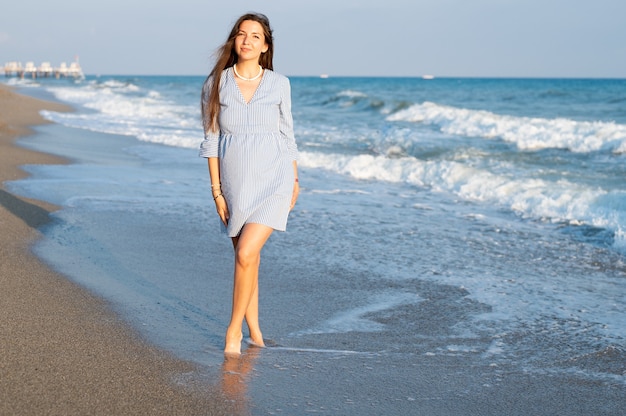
<box><xmin>234</xmin><ymin>20</ymin><xmax>268</xmax><ymax>63</ymax></box>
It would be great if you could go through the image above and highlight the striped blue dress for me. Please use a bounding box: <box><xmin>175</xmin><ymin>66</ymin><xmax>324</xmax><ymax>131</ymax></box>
<box><xmin>199</xmin><ymin>68</ymin><xmax>298</xmax><ymax>237</ymax></box>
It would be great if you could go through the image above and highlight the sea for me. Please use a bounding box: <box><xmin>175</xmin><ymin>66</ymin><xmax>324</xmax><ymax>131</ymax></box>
<box><xmin>5</xmin><ymin>75</ymin><xmax>626</xmax><ymax>414</ymax></box>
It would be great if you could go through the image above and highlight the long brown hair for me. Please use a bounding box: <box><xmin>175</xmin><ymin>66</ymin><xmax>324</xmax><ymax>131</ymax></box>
<box><xmin>202</xmin><ymin>13</ymin><xmax>274</xmax><ymax>133</ymax></box>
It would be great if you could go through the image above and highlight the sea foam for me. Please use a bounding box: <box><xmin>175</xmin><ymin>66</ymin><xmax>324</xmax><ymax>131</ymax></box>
<box><xmin>387</xmin><ymin>101</ymin><xmax>626</xmax><ymax>153</ymax></box>
<box><xmin>41</xmin><ymin>80</ymin><xmax>201</xmax><ymax>149</ymax></box>
<box><xmin>298</xmin><ymin>150</ymin><xmax>626</xmax><ymax>250</ymax></box>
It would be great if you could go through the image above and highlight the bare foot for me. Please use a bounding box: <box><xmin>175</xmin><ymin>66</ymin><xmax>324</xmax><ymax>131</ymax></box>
<box><xmin>249</xmin><ymin>330</ymin><xmax>265</xmax><ymax>348</ymax></box>
<box><xmin>224</xmin><ymin>329</ymin><xmax>243</xmax><ymax>355</ymax></box>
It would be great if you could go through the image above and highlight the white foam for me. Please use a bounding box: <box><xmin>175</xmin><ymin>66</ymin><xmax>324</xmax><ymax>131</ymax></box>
<box><xmin>294</xmin><ymin>292</ymin><xmax>421</xmax><ymax>336</ymax></box>
<box><xmin>387</xmin><ymin>101</ymin><xmax>626</xmax><ymax>153</ymax></box>
<box><xmin>337</xmin><ymin>89</ymin><xmax>367</xmax><ymax>98</ymax></box>
<box><xmin>4</xmin><ymin>78</ymin><xmax>41</xmax><ymax>87</ymax></box>
<box><xmin>298</xmin><ymin>150</ymin><xmax>626</xmax><ymax>249</ymax></box>
<box><xmin>40</xmin><ymin>81</ymin><xmax>202</xmax><ymax>150</ymax></box>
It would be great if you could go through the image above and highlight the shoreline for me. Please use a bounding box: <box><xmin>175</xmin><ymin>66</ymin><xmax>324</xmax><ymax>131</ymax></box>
<box><xmin>0</xmin><ymin>84</ymin><xmax>229</xmax><ymax>415</ymax></box>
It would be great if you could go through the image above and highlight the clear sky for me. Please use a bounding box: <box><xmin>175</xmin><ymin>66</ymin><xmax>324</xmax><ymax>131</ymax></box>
<box><xmin>1</xmin><ymin>0</ymin><xmax>624</xmax><ymax>77</ymax></box>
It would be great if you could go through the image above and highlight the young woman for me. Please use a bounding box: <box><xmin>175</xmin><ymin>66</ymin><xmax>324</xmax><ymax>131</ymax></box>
<box><xmin>200</xmin><ymin>13</ymin><xmax>299</xmax><ymax>355</ymax></box>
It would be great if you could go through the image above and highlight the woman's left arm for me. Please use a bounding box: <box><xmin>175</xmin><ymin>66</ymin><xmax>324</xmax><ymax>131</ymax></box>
<box><xmin>279</xmin><ymin>76</ymin><xmax>299</xmax><ymax>209</ymax></box>
<box><xmin>278</xmin><ymin>77</ymin><xmax>298</xmax><ymax>162</ymax></box>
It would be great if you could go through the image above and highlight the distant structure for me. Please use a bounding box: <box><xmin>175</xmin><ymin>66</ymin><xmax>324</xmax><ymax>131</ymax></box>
<box><xmin>2</xmin><ymin>59</ymin><xmax>84</xmax><ymax>79</ymax></box>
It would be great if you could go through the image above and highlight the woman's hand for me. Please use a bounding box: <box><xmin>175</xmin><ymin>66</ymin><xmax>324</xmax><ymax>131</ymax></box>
<box><xmin>290</xmin><ymin>180</ymin><xmax>299</xmax><ymax>210</ymax></box>
<box><xmin>214</xmin><ymin>194</ymin><xmax>230</xmax><ymax>225</ymax></box>
<box><xmin>207</xmin><ymin>159</ymin><xmax>228</xmax><ymax>224</ymax></box>
<box><xmin>290</xmin><ymin>162</ymin><xmax>299</xmax><ymax>211</ymax></box>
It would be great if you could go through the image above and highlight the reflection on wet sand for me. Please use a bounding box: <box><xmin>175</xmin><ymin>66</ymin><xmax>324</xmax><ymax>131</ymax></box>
<box><xmin>219</xmin><ymin>345</ymin><xmax>261</xmax><ymax>414</ymax></box>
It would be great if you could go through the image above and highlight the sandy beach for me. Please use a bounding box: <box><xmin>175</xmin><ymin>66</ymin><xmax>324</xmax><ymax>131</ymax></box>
<box><xmin>0</xmin><ymin>84</ymin><xmax>230</xmax><ymax>415</ymax></box>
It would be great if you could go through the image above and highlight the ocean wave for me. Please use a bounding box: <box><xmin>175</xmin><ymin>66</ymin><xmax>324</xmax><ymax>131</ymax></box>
<box><xmin>298</xmin><ymin>150</ymin><xmax>626</xmax><ymax>248</ymax></box>
<box><xmin>322</xmin><ymin>89</ymin><xmax>410</xmax><ymax>114</ymax></box>
<box><xmin>337</xmin><ymin>89</ymin><xmax>367</xmax><ymax>98</ymax></box>
<box><xmin>41</xmin><ymin>81</ymin><xmax>201</xmax><ymax>149</ymax></box>
<box><xmin>387</xmin><ymin>101</ymin><xmax>626</xmax><ymax>154</ymax></box>
<box><xmin>4</xmin><ymin>77</ymin><xmax>42</xmax><ymax>88</ymax></box>
<box><xmin>96</xmin><ymin>79</ymin><xmax>140</xmax><ymax>92</ymax></box>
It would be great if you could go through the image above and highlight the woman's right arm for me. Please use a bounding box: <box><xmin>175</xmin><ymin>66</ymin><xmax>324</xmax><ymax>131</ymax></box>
<box><xmin>208</xmin><ymin>157</ymin><xmax>229</xmax><ymax>226</ymax></box>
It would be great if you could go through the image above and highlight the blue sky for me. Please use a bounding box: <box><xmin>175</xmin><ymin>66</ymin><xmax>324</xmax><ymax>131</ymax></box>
<box><xmin>1</xmin><ymin>0</ymin><xmax>624</xmax><ymax>77</ymax></box>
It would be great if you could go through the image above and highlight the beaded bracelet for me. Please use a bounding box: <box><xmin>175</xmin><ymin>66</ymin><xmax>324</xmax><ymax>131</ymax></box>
<box><xmin>211</xmin><ymin>183</ymin><xmax>221</xmax><ymax>189</ymax></box>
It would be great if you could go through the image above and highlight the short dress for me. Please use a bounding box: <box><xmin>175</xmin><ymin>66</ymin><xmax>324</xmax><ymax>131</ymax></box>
<box><xmin>199</xmin><ymin>68</ymin><xmax>298</xmax><ymax>237</ymax></box>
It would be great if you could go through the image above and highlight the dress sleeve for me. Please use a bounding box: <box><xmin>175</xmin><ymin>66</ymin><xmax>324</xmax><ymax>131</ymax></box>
<box><xmin>279</xmin><ymin>77</ymin><xmax>299</xmax><ymax>161</ymax></box>
<box><xmin>199</xmin><ymin>76</ymin><xmax>220</xmax><ymax>158</ymax></box>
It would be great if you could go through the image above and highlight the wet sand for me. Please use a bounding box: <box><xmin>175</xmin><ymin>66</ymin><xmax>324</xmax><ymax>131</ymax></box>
<box><xmin>0</xmin><ymin>84</ymin><xmax>231</xmax><ymax>415</ymax></box>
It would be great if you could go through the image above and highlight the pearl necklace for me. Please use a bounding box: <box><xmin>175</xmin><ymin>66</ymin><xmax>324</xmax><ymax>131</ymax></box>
<box><xmin>233</xmin><ymin>64</ymin><xmax>263</xmax><ymax>81</ymax></box>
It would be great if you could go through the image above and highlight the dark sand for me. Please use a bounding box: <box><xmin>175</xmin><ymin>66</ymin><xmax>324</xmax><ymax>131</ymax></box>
<box><xmin>0</xmin><ymin>84</ymin><xmax>232</xmax><ymax>415</ymax></box>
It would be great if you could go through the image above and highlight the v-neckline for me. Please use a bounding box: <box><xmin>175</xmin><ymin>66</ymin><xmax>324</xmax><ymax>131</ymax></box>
<box><xmin>232</xmin><ymin>67</ymin><xmax>265</xmax><ymax>105</ymax></box>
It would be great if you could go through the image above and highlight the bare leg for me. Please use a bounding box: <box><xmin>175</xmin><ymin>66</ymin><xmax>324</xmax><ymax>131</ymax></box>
<box><xmin>245</xmin><ymin>283</ymin><xmax>264</xmax><ymax>346</ymax></box>
<box><xmin>225</xmin><ymin>223</ymin><xmax>273</xmax><ymax>355</ymax></box>
<box><xmin>230</xmin><ymin>235</ymin><xmax>264</xmax><ymax>346</ymax></box>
